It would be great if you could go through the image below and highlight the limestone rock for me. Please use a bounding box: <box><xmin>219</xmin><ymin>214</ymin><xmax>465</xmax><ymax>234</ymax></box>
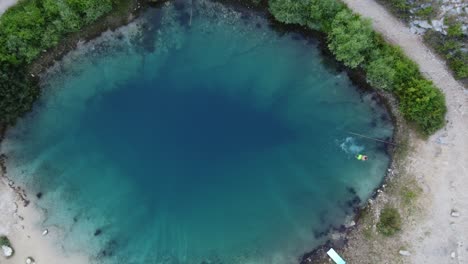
<box><xmin>2</xmin><ymin>245</ymin><xmax>13</xmax><ymax>257</ymax></box>
<box><xmin>413</xmin><ymin>20</ymin><xmax>432</xmax><ymax>29</ymax></box>
<box><xmin>399</xmin><ymin>250</ymin><xmax>411</xmax><ymax>256</ymax></box>
<box><xmin>451</xmin><ymin>252</ymin><xmax>456</xmax><ymax>259</ymax></box>
<box><xmin>451</xmin><ymin>210</ymin><xmax>460</xmax><ymax>217</ymax></box>
<box><xmin>345</xmin><ymin>220</ymin><xmax>356</xmax><ymax>228</ymax></box>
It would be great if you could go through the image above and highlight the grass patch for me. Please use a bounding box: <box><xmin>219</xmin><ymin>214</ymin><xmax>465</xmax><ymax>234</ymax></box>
<box><xmin>0</xmin><ymin>236</ymin><xmax>11</xmax><ymax>247</ymax></box>
<box><xmin>400</xmin><ymin>181</ymin><xmax>422</xmax><ymax>205</ymax></box>
<box><xmin>377</xmin><ymin>206</ymin><xmax>402</xmax><ymax>236</ymax></box>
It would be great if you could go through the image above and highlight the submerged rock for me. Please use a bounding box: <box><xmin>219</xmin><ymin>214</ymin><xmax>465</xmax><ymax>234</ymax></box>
<box><xmin>2</xmin><ymin>245</ymin><xmax>13</xmax><ymax>257</ymax></box>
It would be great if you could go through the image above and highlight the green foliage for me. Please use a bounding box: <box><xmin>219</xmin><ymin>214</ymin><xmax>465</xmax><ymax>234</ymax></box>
<box><xmin>364</xmin><ymin>42</ymin><xmax>403</xmax><ymax>90</ymax></box>
<box><xmin>401</xmin><ymin>187</ymin><xmax>418</xmax><ymax>205</ymax></box>
<box><xmin>0</xmin><ymin>0</ymin><xmax>119</xmax><ymax>125</ymax></box>
<box><xmin>309</xmin><ymin>0</ymin><xmax>345</xmax><ymax>32</ymax></box>
<box><xmin>423</xmin><ymin>29</ymin><xmax>468</xmax><ymax>79</ymax></box>
<box><xmin>446</xmin><ymin>17</ymin><xmax>464</xmax><ymax>38</ymax></box>
<box><xmin>328</xmin><ymin>10</ymin><xmax>375</xmax><ymax>68</ymax></box>
<box><xmin>388</xmin><ymin>0</ymin><xmax>411</xmax><ymax>13</ymax></box>
<box><xmin>448</xmin><ymin>52</ymin><xmax>468</xmax><ymax>79</ymax></box>
<box><xmin>396</xmin><ymin>78</ymin><xmax>446</xmax><ymax>135</ymax></box>
<box><xmin>377</xmin><ymin>206</ymin><xmax>402</xmax><ymax>236</ymax></box>
<box><xmin>268</xmin><ymin>0</ymin><xmax>311</xmax><ymax>26</ymax></box>
<box><xmin>0</xmin><ymin>236</ymin><xmax>12</xmax><ymax>247</ymax></box>
<box><xmin>414</xmin><ymin>6</ymin><xmax>434</xmax><ymax>19</ymax></box>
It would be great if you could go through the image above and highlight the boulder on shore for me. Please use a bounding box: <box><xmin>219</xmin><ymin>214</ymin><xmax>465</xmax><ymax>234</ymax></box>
<box><xmin>2</xmin><ymin>245</ymin><xmax>13</xmax><ymax>258</ymax></box>
<box><xmin>399</xmin><ymin>250</ymin><xmax>411</xmax><ymax>256</ymax></box>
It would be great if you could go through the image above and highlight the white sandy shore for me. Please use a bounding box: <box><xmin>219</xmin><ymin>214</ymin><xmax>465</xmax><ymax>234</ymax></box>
<box><xmin>0</xmin><ymin>178</ymin><xmax>88</xmax><ymax>264</ymax></box>
<box><xmin>343</xmin><ymin>0</ymin><xmax>468</xmax><ymax>263</ymax></box>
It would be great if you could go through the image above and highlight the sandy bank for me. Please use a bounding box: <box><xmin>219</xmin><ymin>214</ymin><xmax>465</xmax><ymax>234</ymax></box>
<box><xmin>340</xmin><ymin>1</ymin><xmax>468</xmax><ymax>263</ymax></box>
<box><xmin>0</xmin><ymin>177</ymin><xmax>88</xmax><ymax>264</ymax></box>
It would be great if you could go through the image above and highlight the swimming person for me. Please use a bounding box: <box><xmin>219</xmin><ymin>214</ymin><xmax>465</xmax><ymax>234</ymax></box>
<box><xmin>356</xmin><ymin>154</ymin><xmax>368</xmax><ymax>161</ymax></box>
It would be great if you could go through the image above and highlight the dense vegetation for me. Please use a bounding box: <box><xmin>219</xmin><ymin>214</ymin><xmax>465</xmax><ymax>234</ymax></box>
<box><xmin>377</xmin><ymin>0</ymin><xmax>467</xmax><ymax>80</ymax></box>
<box><xmin>0</xmin><ymin>0</ymin><xmax>121</xmax><ymax>125</ymax></box>
<box><xmin>377</xmin><ymin>206</ymin><xmax>402</xmax><ymax>236</ymax></box>
<box><xmin>0</xmin><ymin>0</ymin><xmax>447</xmax><ymax>135</ymax></box>
<box><xmin>269</xmin><ymin>0</ymin><xmax>446</xmax><ymax>135</ymax></box>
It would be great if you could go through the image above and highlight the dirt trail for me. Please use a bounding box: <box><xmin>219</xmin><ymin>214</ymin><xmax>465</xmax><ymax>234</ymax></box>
<box><xmin>0</xmin><ymin>0</ymin><xmax>18</xmax><ymax>15</ymax></box>
<box><xmin>342</xmin><ymin>0</ymin><xmax>468</xmax><ymax>263</ymax></box>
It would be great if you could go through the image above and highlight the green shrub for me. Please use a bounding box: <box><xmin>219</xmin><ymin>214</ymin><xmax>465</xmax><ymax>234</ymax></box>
<box><xmin>396</xmin><ymin>78</ymin><xmax>446</xmax><ymax>135</ymax></box>
<box><xmin>0</xmin><ymin>236</ymin><xmax>12</xmax><ymax>247</ymax></box>
<box><xmin>449</xmin><ymin>54</ymin><xmax>468</xmax><ymax>79</ymax></box>
<box><xmin>364</xmin><ymin>40</ymin><xmax>404</xmax><ymax>90</ymax></box>
<box><xmin>366</xmin><ymin>50</ymin><xmax>397</xmax><ymax>90</ymax></box>
<box><xmin>401</xmin><ymin>187</ymin><xmax>418</xmax><ymax>204</ymax></box>
<box><xmin>388</xmin><ymin>0</ymin><xmax>411</xmax><ymax>13</ymax></box>
<box><xmin>328</xmin><ymin>9</ymin><xmax>375</xmax><ymax>68</ymax></box>
<box><xmin>447</xmin><ymin>22</ymin><xmax>464</xmax><ymax>38</ymax></box>
<box><xmin>309</xmin><ymin>0</ymin><xmax>345</xmax><ymax>32</ymax></box>
<box><xmin>377</xmin><ymin>0</ymin><xmax>411</xmax><ymax>20</ymax></box>
<box><xmin>377</xmin><ymin>206</ymin><xmax>402</xmax><ymax>236</ymax></box>
<box><xmin>268</xmin><ymin>0</ymin><xmax>311</xmax><ymax>26</ymax></box>
<box><xmin>414</xmin><ymin>6</ymin><xmax>434</xmax><ymax>19</ymax></box>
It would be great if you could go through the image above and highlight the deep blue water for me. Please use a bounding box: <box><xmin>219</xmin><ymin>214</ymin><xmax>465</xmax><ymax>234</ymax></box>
<box><xmin>1</xmin><ymin>2</ymin><xmax>393</xmax><ymax>264</ymax></box>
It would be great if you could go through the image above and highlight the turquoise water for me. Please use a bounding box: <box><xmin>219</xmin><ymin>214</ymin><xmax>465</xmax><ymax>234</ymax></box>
<box><xmin>1</xmin><ymin>2</ymin><xmax>393</xmax><ymax>264</ymax></box>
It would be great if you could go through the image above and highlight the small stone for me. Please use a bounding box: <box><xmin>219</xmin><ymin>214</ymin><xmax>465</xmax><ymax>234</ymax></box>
<box><xmin>399</xmin><ymin>250</ymin><xmax>411</xmax><ymax>256</ymax></box>
<box><xmin>345</xmin><ymin>220</ymin><xmax>356</xmax><ymax>228</ymax></box>
<box><xmin>451</xmin><ymin>252</ymin><xmax>456</xmax><ymax>259</ymax></box>
<box><xmin>2</xmin><ymin>245</ymin><xmax>13</xmax><ymax>257</ymax></box>
<box><xmin>451</xmin><ymin>210</ymin><xmax>460</xmax><ymax>217</ymax></box>
<box><xmin>42</xmin><ymin>229</ymin><xmax>49</xmax><ymax>236</ymax></box>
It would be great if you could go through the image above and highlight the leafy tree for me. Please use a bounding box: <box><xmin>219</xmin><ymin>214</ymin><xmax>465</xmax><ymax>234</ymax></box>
<box><xmin>396</xmin><ymin>78</ymin><xmax>446</xmax><ymax>135</ymax></box>
<box><xmin>309</xmin><ymin>0</ymin><xmax>345</xmax><ymax>32</ymax></box>
<box><xmin>268</xmin><ymin>0</ymin><xmax>311</xmax><ymax>26</ymax></box>
<box><xmin>328</xmin><ymin>9</ymin><xmax>375</xmax><ymax>68</ymax></box>
<box><xmin>365</xmin><ymin>46</ymin><xmax>398</xmax><ymax>90</ymax></box>
<box><xmin>0</xmin><ymin>0</ymin><xmax>119</xmax><ymax>125</ymax></box>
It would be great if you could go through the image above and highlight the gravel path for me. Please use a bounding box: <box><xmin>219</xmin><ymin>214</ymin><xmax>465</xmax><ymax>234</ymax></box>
<box><xmin>0</xmin><ymin>0</ymin><xmax>17</xmax><ymax>15</ymax></box>
<box><xmin>342</xmin><ymin>0</ymin><xmax>468</xmax><ymax>263</ymax></box>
